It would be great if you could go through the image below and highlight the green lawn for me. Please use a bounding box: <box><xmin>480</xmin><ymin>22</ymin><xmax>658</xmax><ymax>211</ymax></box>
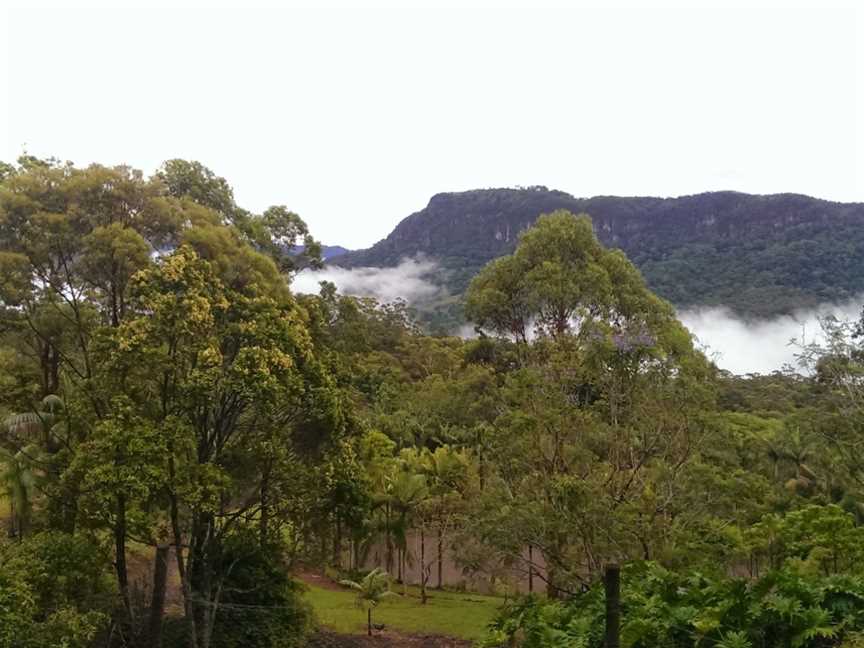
<box><xmin>305</xmin><ymin>582</ymin><xmax>502</xmax><ymax>641</ymax></box>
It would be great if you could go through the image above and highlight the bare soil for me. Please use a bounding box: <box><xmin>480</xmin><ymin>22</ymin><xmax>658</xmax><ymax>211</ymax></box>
<box><xmin>306</xmin><ymin>629</ymin><xmax>473</xmax><ymax>647</ymax></box>
<box><xmin>298</xmin><ymin>569</ymin><xmax>347</xmax><ymax>591</ymax></box>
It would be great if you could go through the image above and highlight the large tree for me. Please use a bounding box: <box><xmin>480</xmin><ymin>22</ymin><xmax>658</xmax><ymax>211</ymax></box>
<box><xmin>465</xmin><ymin>212</ymin><xmax>716</xmax><ymax>596</ymax></box>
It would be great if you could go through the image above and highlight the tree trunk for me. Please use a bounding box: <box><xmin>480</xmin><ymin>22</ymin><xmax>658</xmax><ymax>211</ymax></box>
<box><xmin>367</xmin><ymin>608</ymin><xmax>372</xmax><ymax>636</ymax></box>
<box><xmin>115</xmin><ymin>494</ymin><xmax>132</xmax><ymax>621</ymax></box>
<box><xmin>476</xmin><ymin>430</ymin><xmax>486</xmax><ymax>491</ymax></box>
<box><xmin>437</xmin><ymin>528</ymin><xmax>443</xmax><ymax>589</ymax></box>
<box><xmin>168</xmin><ymin>478</ymin><xmax>197</xmax><ymax>648</ymax></box>
<box><xmin>9</xmin><ymin>499</ymin><xmax>16</xmax><ymax>539</ymax></box>
<box><xmin>604</xmin><ymin>564</ymin><xmax>620</xmax><ymax>648</ymax></box>
<box><xmin>190</xmin><ymin>519</ymin><xmax>213</xmax><ymax>648</ymax></box>
<box><xmin>259</xmin><ymin>466</ymin><xmax>270</xmax><ymax>547</ymax></box>
<box><xmin>546</xmin><ymin>564</ymin><xmax>559</xmax><ymax>600</ymax></box>
<box><xmin>420</xmin><ymin>527</ymin><xmax>427</xmax><ymax>604</ymax></box>
<box><xmin>148</xmin><ymin>545</ymin><xmax>170</xmax><ymax>648</ymax></box>
<box><xmin>397</xmin><ymin>547</ymin><xmax>403</xmax><ymax>582</ymax></box>
<box><xmin>334</xmin><ymin>515</ymin><xmax>342</xmax><ymax>568</ymax></box>
<box><xmin>401</xmin><ymin>549</ymin><xmax>407</xmax><ymax>596</ymax></box>
<box><xmin>528</xmin><ymin>544</ymin><xmax>534</xmax><ymax>593</ymax></box>
<box><xmin>385</xmin><ymin>504</ymin><xmax>393</xmax><ymax>574</ymax></box>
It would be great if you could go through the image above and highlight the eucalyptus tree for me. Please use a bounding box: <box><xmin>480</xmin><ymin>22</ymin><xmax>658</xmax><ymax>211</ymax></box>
<box><xmin>466</xmin><ymin>212</ymin><xmax>716</xmax><ymax>596</ymax></box>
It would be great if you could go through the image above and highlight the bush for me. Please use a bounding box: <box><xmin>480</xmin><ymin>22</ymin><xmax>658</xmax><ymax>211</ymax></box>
<box><xmin>208</xmin><ymin>533</ymin><xmax>315</xmax><ymax>648</ymax></box>
<box><xmin>0</xmin><ymin>531</ymin><xmax>113</xmax><ymax>648</ymax></box>
<box><xmin>483</xmin><ymin>562</ymin><xmax>864</xmax><ymax>648</ymax></box>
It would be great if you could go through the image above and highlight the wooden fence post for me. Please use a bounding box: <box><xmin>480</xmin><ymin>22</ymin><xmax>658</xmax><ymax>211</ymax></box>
<box><xmin>604</xmin><ymin>563</ymin><xmax>620</xmax><ymax>648</ymax></box>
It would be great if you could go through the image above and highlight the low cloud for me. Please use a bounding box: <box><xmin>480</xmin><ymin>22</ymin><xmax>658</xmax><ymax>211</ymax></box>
<box><xmin>292</xmin><ymin>258</ymin><xmax>443</xmax><ymax>304</ymax></box>
<box><xmin>294</xmin><ymin>261</ymin><xmax>862</xmax><ymax>376</ymax></box>
<box><xmin>679</xmin><ymin>297</ymin><xmax>864</xmax><ymax>375</ymax></box>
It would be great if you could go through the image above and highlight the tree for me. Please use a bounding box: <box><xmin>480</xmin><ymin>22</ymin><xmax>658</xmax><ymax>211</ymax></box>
<box><xmin>0</xmin><ymin>394</ymin><xmax>65</xmax><ymax>537</ymax></box>
<box><xmin>412</xmin><ymin>446</ymin><xmax>472</xmax><ymax>602</ymax></box>
<box><xmin>69</xmin><ymin>400</ymin><xmax>167</xmax><ymax>623</ymax></box>
<box><xmin>157</xmin><ymin>159</ymin><xmax>323</xmax><ymax>272</ymax></box>
<box><xmin>94</xmin><ymin>245</ymin><xmax>342</xmax><ymax>648</ymax></box>
<box><xmin>465</xmin><ymin>212</ymin><xmax>714</xmax><ymax>596</ymax></box>
<box><xmin>339</xmin><ymin>567</ymin><xmax>398</xmax><ymax>636</ymax></box>
<box><xmin>0</xmin><ymin>531</ymin><xmax>113</xmax><ymax>648</ymax></box>
<box><xmin>466</xmin><ymin>211</ymin><xmax>687</xmax><ymax>344</ymax></box>
<box><xmin>0</xmin><ymin>446</ymin><xmax>38</xmax><ymax>538</ymax></box>
<box><xmin>796</xmin><ymin>315</ymin><xmax>864</xmax><ymax>497</ymax></box>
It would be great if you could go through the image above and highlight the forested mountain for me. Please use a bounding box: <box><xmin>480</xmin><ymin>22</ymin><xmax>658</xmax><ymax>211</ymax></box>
<box><xmin>294</xmin><ymin>244</ymin><xmax>351</xmax><ymax>260</ymax></box>
<box><xmin>335</xmin><ymin>187</ymin><xmax>864</xmax><ymax>321</ymax></box>
<box><xmin>320</xmin><ymin>245</ymin><xmax>351</xmax><ymax>259</ymax></box>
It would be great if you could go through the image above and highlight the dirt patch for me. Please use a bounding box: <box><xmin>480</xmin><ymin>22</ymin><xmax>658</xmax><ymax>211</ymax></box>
<box><xmin>297</xmin><ymin>570</ymin><xmax>347</xmax><ymax>592</ymax></box>
<box><xmin>306</xmin><ymin>629</ymin><xmax>472</xmax><ymax>647</ymax></box>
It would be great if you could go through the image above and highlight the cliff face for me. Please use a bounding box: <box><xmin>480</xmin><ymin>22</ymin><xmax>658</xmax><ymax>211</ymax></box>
<box><xmin>334</xmin><ymin>187</ymin><xmax>864</xmax><ymax>321</ymax></box>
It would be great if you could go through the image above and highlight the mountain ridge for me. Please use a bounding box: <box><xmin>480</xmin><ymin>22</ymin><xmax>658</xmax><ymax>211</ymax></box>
<box><xmin>333</xmin><ymin>187</ymin><xmax>864</xmax><ymax>328</ymax></box>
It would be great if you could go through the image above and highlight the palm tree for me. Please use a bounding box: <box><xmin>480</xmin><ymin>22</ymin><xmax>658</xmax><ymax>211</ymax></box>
<box><xmin>0</xmin><ymin>445</ymin><xmax>38</xmax><ymax>538</ymax></box>
<box><xmin>4</xmin><ymin>394</ymin><xmax>67</xmax><ymax>450</ymax></box>
<box><xmin>408</xmin><ymin>445</ymin><xmax>472</xmax><ymax>600</ymax></box>
<box><xmin>0</xmin><ymin>394</ymin><xmax>63</xmax><ymax>538</ymax></box>
<box><xmin>339</xmin><ymin>568</ymin><xmax>398</xmax><ymax>636</ymax></box>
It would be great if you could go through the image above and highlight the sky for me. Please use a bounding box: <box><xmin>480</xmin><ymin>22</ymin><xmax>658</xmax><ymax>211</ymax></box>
<box><xmin>1</xmin><ymin>0</ymin><xmax>862</xmax><ymax>249</ymax></box>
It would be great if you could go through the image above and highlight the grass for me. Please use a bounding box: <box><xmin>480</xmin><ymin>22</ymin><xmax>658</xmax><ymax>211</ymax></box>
<box><xmin>305</xmin><ymin>582</ymin><xmax>503</xmax><ymax>641</ymax></box>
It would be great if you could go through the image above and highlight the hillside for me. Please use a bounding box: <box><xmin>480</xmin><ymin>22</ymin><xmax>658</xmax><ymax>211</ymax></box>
<box><xmin>334</xmin><ymin>187</ymin><xmax>864</xmax><ymax>326</ymax></box>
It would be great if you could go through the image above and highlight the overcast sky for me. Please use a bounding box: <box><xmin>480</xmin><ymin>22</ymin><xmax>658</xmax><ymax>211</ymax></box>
<box><xmin>1</xmin><ymin>1</ymin><xmax>862</xmax><ymax>249</ymax></box>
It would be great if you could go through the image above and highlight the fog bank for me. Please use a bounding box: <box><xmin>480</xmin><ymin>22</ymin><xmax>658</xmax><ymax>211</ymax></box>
<box><xmin>291</xmin><ymin>259</ymin><xmax>442</xmax><ymax>304</ymax></box>
<box><xmin>294</xmin><ymin>262</ymin><xmax>863</xmax><ymax>376</ymax></box>
<box><xmin>679</xmin><ymin>298</ymin><xmax>864</xmax><ymax>375</ymax></box>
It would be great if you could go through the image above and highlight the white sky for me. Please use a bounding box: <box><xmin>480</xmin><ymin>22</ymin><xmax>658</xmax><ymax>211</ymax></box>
<box><xmin>1</xmin><ymin>0</ymin><xmax>862</xmax><ymax>249</ymax></box>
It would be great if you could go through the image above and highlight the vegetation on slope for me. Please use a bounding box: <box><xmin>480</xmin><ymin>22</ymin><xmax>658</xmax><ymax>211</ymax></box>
<box><xmin>335</xmin><ymin>187</ymin><xmax>864</xmax><ymax>329</ymax></box>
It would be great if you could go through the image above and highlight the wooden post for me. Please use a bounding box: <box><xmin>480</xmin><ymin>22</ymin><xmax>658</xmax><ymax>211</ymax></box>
<box><xmin>148</xmin><ymin>545</ymin><xmax>170</xmax><ymax>648</ymax></box>
<box><xmin>604</xmin><ymin>563</ymin><xmax>620</xmax><ymax>648</ymax></box>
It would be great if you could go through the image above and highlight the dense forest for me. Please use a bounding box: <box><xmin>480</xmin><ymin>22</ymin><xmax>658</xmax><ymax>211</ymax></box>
<box><xmin>334</xmin><ymin>187</ymin><xmax>864</xmax><ymax>331</ymax></box>
<box><xmin>3</xmin><ymin>158</ymin><xmax>864</xmax><ymax>648</ymax></box>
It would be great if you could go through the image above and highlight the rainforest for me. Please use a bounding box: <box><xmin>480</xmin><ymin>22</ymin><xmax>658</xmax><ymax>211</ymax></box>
<box><xmin>2</xmin><ymin>157</ymin><xmax>864</xmax><ymax>648</ymax></box>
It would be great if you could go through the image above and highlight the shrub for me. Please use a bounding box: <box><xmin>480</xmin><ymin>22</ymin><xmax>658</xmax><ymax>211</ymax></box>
<box><xmin>208</xmin><ymin>533</ymin><xmax>315</xmax><ymax>648</ymax></box>
<box><xmin>0</xmin><ymin>531</ymin><xmax>113</xmax><ymax>648</ymax></box>
<box><xmin>483</xmin><ymin>562</ymin><xmax>864</xmax><ymax>648</ymax></box>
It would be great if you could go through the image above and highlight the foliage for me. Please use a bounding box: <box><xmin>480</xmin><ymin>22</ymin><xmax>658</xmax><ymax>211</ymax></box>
<box><xmin>208</xmin><ymin>531</ymin><xmax>315</xmax><ymax>648</ymax></box>
<box><xmin>483</xmin><ymin>563</ymin><xmax>864</xmax><ymax>648</ymax></box>
<box><xmin>339</xmin><ymin>568</ymin><xmax>399</xmax><ymax>635</ymax></box>
<box><xmin>0</xmin><ymin>531</ymin><xmax>113</xmax><ymax>648</ymax></box>
<box><xmin>5</xmin><ymin>157</ymin><xmax>864</xmax><ymax>648</ymax></box>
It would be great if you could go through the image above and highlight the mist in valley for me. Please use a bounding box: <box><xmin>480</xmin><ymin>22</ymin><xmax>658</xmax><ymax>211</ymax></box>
<box><xmin>292</xmin><ymin>258</ymin><xmax>443</xmax><ymax>304</ymax></box>
<box><xmin>679</xmin><ymin>299</ymin><xmax>864</xmax><ymax>375</ymax></box>
<box><xmin>295</xmin><ymin>262</ymin><xmax>864</xmax><ymax>376</ymax></box>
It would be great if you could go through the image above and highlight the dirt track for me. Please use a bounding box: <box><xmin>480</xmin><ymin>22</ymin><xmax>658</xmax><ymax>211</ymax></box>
<box><xmin>306</xmin><ymin>629</ymin><xmax>473</xmax><ymax>647</ymax></box>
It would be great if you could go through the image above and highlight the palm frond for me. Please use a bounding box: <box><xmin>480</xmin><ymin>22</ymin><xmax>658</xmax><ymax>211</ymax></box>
<box><xmin>40</xmin><ymin>394</ymin><xmax>64</xmax><ymax>413</ymax></box>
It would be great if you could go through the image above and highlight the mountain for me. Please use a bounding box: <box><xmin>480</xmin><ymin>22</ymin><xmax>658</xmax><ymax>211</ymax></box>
<box><xmin>320</xmin><ymin>245</ymin><xmax>351</xmax><ymax>260</ymax></box>
<box><xmin>293</xmin><ymin>244</ymin><xmax>351</xmax><ymax>260</ymax></box>
<box><xmin>334</xmin><ymin>187</ymin><xmax>864</xmax><ymax>328</ymax></box>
